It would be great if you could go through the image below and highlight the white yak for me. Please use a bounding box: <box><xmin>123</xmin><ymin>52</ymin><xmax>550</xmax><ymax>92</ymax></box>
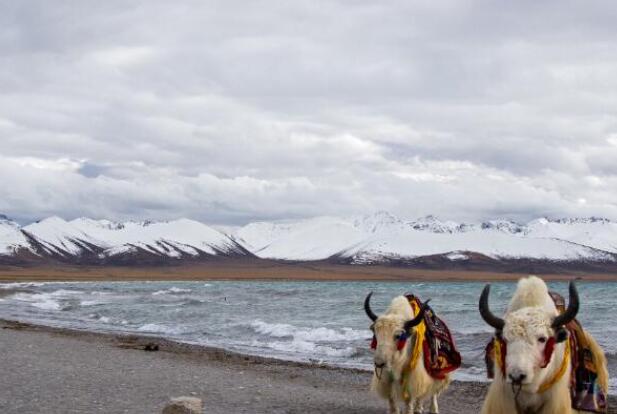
<box><xmin>364</xmin><ymin>293</ymin><xmax>450</xmax><ymax>414</ymax></box>
<box><xmin>479</xmin><ymin>276</ymin><xmax>608</xmax><ymax>414</ymax></box>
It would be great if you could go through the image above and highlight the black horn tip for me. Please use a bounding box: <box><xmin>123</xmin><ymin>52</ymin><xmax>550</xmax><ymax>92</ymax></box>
<box><xmin>364</xmin><ymin>292</ymin><xmax>378</xmax><ymax>322</ymax></box>
<box><xmin>552</xmin><ymin>281</ymin><xmax>580</xmax><ymax>328</ymax></box>
<box><xmin>404</xmin><ymin>299</ymin><xmax>430</xmax><ymax>331</ymax></box>
<box><xmin>479</xmin><ymin>283</ymin><xmax>505</xmax><ymax>331</ymax></box>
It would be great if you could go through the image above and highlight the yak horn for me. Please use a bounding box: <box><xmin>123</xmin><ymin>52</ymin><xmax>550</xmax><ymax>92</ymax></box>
<box><xmin>404</xmin><ymin>299</ymin><xmax>431</xmax><ymax>332</ymax></box>
<box><xmin>479</xmin><ymin>284</ymin><xmax>505</xmax><ymax>331</ymax></box>
<box><xmin>364</xmin><ymin>292</ymin><xmax>378</xmax><ymax>322</ymax></box>
<box><xmin>552</xmin><ymin>281</ymin><xmax>579</xmax><ymax>328</ymax></box>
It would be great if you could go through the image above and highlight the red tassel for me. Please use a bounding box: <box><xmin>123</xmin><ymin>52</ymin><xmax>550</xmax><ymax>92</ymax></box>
<box><xmin>541</xmin><ymin>337</ymin><xmax>556</xmax><ymax>368</ymax></box>
<box><xmin>370</xmin><ymin>336</ymin><xmax>377</xmax><ymax>350</ymax></box>
<box><xmin>396</xmin><ymin>337</ymin><xmax>407</xmax><ymax>351</ymax></box>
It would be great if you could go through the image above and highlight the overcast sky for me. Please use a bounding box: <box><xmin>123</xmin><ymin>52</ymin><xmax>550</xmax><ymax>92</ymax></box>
<box><xmin>2</xmin><ymin>1</ymin><xmax>617</xmax><ymax>225</ymax></box>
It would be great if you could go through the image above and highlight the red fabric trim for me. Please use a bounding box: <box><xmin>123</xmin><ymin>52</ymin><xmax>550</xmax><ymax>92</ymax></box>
<box><xmin>541</xmin><ymin>337</ymin><xmax>556</xmax><ymax>368</ymax></box>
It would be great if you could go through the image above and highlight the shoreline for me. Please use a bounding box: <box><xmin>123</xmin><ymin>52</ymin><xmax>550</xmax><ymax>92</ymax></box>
<box><xmin>2</xmin><ymin>263</ymin><xmax>617</xmax><ymax>282</ymax></box>
<box><xmin>0</xmin><ymin>318</ymin><xmax>617</xmax><ymax>414</ymax></box>
<box><xmin>1</xmin><ymin>318</ymin><xmax>615</xmax><ymax>414</ymax></box>
<box><xmin>0</xmin><ymin>318</ymin><xmax>369</xmax><ymax>373</ymax></box>
<box><xmin>0</xmin><ymin>318</ymin><xmax>486</xmax><ymax>414</ymax></box>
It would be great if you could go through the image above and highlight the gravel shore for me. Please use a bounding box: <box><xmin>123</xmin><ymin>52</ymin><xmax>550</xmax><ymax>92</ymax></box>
<box><xmin>0</xmin><ymin>320</ymin><xmax>613</xmax><ymax>414</ymax></box>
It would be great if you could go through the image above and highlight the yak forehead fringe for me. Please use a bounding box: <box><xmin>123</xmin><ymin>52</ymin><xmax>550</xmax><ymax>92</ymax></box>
<box><xmin>508</xmin><ymin>275</ymin><xmax>557</xmax><ymax>315</ymax></box>
<box><xmin>504</xmin><ymin>308</ymin><xmax>552</xmax><ymax>341</ymax></box>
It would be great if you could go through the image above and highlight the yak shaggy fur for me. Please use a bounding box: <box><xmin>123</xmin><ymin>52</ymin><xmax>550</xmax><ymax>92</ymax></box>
<box><xmin>481</xmin><ymin>276</ymin><xmax>608</xmax><ymax>414</ymax></box>
<box><xmin>371</xmin><ymin>296</ymin><xmax>450</xmax><ymax>414</ymax></box>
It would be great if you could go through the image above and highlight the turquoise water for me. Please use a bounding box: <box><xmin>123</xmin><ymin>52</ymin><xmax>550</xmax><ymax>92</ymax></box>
<box><xmin>0</xmin><ymin>280</ymin><xmax>615</xmax><ymax>391</ymax></box>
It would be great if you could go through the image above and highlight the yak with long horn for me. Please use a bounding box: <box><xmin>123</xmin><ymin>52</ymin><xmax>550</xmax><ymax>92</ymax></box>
<box><xmin>364</xmin><ymin>292</ymin><xmax>456</xmax><ymax>413</ymax></box>
<box><xmin>478</xmin><ymin>276</ymin><xmax>608</xmax><ymax>414</ymax></box>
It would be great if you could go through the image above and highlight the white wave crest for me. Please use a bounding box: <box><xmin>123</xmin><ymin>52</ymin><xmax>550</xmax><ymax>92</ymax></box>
<box><xmin>250</xmin><ymin>338</ymin><xmax>358</xmax><ymax>358</ymax></box>
<box><xmin>10</xmin><ymin>293</ymin><xmax>63</xmax><ymax>311</ymax></box>
<box><xmin>137</xmin><ymin>323</ymin><xmax>182</xmax><ymax>335</ymax></box>
<box><xmin>152</xmin><ymin>287</ymin><xmax>192</xmax><ymax>296</ymax></box>
<box><xmin>0</xmin><ymin>282</ymin><xmax>47</xmax><ymax>289</ymax></box>
<box><xmin>251</xmin><ymin>320</ymin><xmax>370</xmax><ymax>342</ymax></box>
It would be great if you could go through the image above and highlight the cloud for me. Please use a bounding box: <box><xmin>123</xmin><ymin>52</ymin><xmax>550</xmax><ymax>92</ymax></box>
<box><xmin>1</xmin><ymin>0</ymin><xmax>617</xmax><ymax>224</ymax></box>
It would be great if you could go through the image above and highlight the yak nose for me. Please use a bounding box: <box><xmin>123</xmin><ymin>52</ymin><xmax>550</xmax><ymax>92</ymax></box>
<box><xmin>508</xmin><ymin>372</ymin><xmax>527</xmax><ymax>385</ymax></box>
<box><xmin>374</xmin><ymin>355</ymin><xmax>386</xmax><ymax>368</ymax></box>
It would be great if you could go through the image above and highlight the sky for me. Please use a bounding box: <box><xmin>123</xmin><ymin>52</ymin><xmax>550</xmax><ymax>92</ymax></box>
<box><xmin>2</xmin><ymin>0</ymin><xmax>617</xmax><ymax>225</ymax></box>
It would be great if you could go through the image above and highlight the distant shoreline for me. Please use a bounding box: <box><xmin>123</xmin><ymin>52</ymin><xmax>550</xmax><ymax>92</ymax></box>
<box><xmin>1</xmin><ymin>262</ymin><xmax>617</xmax><ymax>282</ymax></box>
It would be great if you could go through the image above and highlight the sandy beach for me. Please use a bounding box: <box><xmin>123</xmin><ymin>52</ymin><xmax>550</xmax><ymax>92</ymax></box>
<box><xmin>0</xmin><ymin>320</ymin><xmax>480</xmax><ymax>414</ymax></box>
<box><xmin>0</xmin><ymin>320</ymin><xmax>613</xmax><ymax>414</ymax></box>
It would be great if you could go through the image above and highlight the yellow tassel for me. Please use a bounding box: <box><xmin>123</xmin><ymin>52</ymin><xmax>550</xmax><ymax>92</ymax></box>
<box><xmin>402</xmin><ymin>299</ymin><xmax>426</xmax><ymax>401</ymax></box>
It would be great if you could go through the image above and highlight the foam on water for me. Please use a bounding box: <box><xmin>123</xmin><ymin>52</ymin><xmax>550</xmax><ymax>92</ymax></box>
<box><xmin>137</xmin><ymin>323</ymin><xmax>184</xmax><ymax>335</ymax></box>
<box><xmin>152</xmin><ymin>287</ymin><xmax>192</xmax><ymax>296</ymax></box>
<box><xmin>0</xmin><ymin>282</ymin><xmax>48</xmax><ymax>289</ymax></box>
<box><xmin>251</xmin><ymin>320</ymin><xmax>370</xmax><ymax>342</ymax></box>
<box><xmin>10</xmin><ymin>292</ymin><xmax>64</xmax><ymax>311</ymax></box>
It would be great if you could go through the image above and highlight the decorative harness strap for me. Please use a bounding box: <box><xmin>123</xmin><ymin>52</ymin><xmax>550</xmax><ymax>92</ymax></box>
<box><xmin>537</xmin><ymin>337</ymin><xmax>570</xmax><ymax>393</ymax></box>
<box><xmin>400</xmin><ymin>298</ymin><xmax>426</xmax><ymax>401</ymax></box>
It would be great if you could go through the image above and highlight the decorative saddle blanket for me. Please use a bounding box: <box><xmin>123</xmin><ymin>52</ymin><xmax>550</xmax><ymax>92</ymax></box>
<box><xmin>484</xmin><ymin>291</ymin><xmax>607</xmax><ymax>413</ymax></box>
<box><xmin>405</xmin><ymin>294</ymin><xmax>462</xmax><ymax>380</ymax></box>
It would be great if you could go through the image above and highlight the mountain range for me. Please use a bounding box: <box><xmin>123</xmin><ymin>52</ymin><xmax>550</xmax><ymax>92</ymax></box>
<box><xmin>2</xmin><ymin>212</ymin><xmax>617</xmax><ymax>273</ymax></box>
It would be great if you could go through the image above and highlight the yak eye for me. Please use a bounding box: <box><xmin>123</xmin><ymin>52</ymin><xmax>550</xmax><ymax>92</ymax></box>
<box><xmin>538</xmin><ymin>336</ymin><xmax>547</xmax><ymax>344</ymax></box>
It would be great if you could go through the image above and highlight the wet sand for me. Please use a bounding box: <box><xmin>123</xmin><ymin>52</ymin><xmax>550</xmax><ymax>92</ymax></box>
<box><xmin>0</xmin><ymin>321</ymin><xmax>614</xmax><ymax>414</ymax></box>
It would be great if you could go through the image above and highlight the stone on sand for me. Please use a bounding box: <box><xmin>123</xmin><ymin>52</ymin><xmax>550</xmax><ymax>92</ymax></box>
<box><xmin>162</xmin><ymin>396</ymin><xmax>203</xmax><ymax>414</ymax></box>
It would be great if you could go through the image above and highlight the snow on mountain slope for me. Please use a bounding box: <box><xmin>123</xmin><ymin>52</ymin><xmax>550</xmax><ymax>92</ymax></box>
<box><xmin>341</xmin><ymin>228</ymin><xmax>612</xmax><ymax>263</ymax></box>
<box><xmin>234</xmin><ymin>213</ymin><xmax>617</xmax><ymax>262</ymax></box>
<box><xmin>3</xmin><ymin>213</ymin><xmax>617</xmax><ymax>265</ymax></box>
<box><xmin>524</xmin><ymin>217</ymin><xmax>617</xmax><ymax>254</ymax></box>
<box><xmin>0</xmin><ymin>216</ymin><xmax>30</xmax><ymax>255</ymax></box>
<box><xmin>236</xmin><ymin>217</ymin><xmax>367</xmax><ymax>260</ymax></box>
<box><xmin>70</xmin><ymin>218</ymin><xmax>241</xmax><ymax>257</ymax></box>
<box><xmin>22</xmin><ymin>217</ymin><xmax>102</xmax><ymax>256</ymax></box>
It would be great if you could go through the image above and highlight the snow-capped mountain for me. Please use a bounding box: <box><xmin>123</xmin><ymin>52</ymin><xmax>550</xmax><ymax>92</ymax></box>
<box><xmin>2</xmin><ymin>212</ymin><xmax>617</xmax><ymax>270</ymax></box>
<box><xmin>234</xmin><ymin>212</ymin><xmax>617</xmax><ymax>265</ymax></box>
<box><xmin>1</xmin><ymin>215</ymin><xmax>250</xmax><ymax>264</ymax></box>
<box><xmin>0</xmin><ymin>215</ymin><xmax>31</xmax><ymax>256</ymax></box>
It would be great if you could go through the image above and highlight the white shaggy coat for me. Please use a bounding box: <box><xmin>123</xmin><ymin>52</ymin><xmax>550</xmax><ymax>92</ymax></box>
<box><xmin>371</xmin><ymin>296</ymin><xmax>450</xmax><ymax>414</ymax></box>
<box><xmin>481</xmin><ymin>276</ymin><xmax>608</xmax><ymax>414</ymax></box>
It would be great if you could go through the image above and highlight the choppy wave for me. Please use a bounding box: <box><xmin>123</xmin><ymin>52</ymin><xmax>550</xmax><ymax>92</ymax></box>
<box><xmin>250</xmin><ymin>320</ymin><xmax>370</xmax><ymax>342</ymax></box>
<box><xmin>0</xmin><ymin>282</ymin><xmax>48</xmax><ymax>289</ymax></box>
<box><xmin>249</xmin><ymin>338</ymin><xmax>360</xmax><ymax>359</ymax></box>
<box><xmin>152</xmin><ymin>287</ymin><xmax>192</xmax><ymax>296</ymax></box>
<box><xmin>10</xmin><ymin>292</ymin><xmax>65</xmax><ymax>311</ymax></box>
<box><xmin>137</xmin><ymin>323</ymin><xmax>184</xmax><ymax>335</ymax></box>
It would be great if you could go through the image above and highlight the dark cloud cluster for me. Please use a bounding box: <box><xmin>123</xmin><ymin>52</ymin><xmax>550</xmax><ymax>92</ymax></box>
<box><xmin>1</xmin><ymin>0</ymin><xmax>617</xmax><ymax>224</ymax></box>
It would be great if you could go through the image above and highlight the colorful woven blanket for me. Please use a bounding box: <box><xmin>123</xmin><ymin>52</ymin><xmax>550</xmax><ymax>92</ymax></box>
<box><xmin>405</xmin><ymin>294</ymin><xmax>462</xmax><ymax>380</ymax></box>
<box><xmin>484</xmin><ymin>291</ymin><xmax>607</xmax><ymax>413</ymax></box>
